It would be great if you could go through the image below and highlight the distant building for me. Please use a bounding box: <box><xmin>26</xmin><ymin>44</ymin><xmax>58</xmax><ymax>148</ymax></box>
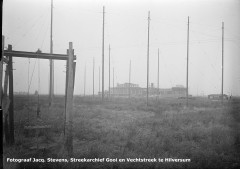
<box><xmin>208</xmin><ymin>94</ymin><xmax>228</xmax><ymax>100</ymax></box>
<box><xmin>108</xmin><ymin>83</ymin><xmax>186</xmax><ymax>98</ymax></box>
<box><xmin>110</xmin><ymin>83</ymin><xmax>143</xmax><ymax>97</ymax></box>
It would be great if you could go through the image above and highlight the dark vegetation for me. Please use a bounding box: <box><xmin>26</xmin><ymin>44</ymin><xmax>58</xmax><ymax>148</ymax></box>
<box><xmin>3</xmin><ymin>95</ymin><xmax>240</xmax><ymax>169</ymax></box>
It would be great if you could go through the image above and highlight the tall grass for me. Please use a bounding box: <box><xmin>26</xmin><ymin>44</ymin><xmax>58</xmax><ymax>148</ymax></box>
<box><xmin>3</xmin><ymin>96</ymin><xmax>240</xmax><ymax>169</ymax></box>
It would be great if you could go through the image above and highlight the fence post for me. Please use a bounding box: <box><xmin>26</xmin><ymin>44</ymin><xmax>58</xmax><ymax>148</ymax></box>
<box><xmin>8</xmin><ymin>44</ymin><xmax>14</xmax><ymax>144</ymax></box>
<box><xmin>64</xmin><ymin>42</ymin><xmax>74</xmax><ymax>155</ymax></box>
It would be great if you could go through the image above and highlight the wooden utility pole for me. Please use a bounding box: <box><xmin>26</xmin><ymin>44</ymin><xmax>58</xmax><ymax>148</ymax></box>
<box><xmin>157</xmin><ymin>48</ymin><xmax>159</xmax><ymax>98</ymax></box>
<box><xmin>3</xmin><ymin>64</ymin><xmax>9</xmax><ymax>144</ymax></box>
<box><xmin>27</xmin><ymin>57</ymin><xmax>30</xmax><ymax>122</ymax></box>
<box><xmin>73</xmin><ymin>62</ymin><xmax>76</xmax><ymax>91</ymax></box>
<box><xmin>221</xmin><ymin>22</ymin><xmax>224</xmax><ymax>104</ymax></box>
<box><xmin>99</xmin><ymin>66</ymin><xmax>100</xmax><ymax>95</ymax></box>
<box><xmin>37</xmin><ymin>58</ymin><xmax>40</xmax><ymax>118</ymax></box>
<box><xmin>3</xmin><ymin>37</ymin><xmax>9</xmax><ymax>144</ymax></box>
<box><xmin>147</xmin><ymin>11</ymin><xmax>150</xmax><ymax>106</ymax></box>
<box><xmin>93</xmin><ymin>58</ymin><xmax>95</xmax><ymax>98</ymax></box>
<box><xmin>2</xmin><ymin>38</ymin><xmax>9</xmax><ymax>144</ymax></box>
<box><xmin>102</xmin><ymin>6</ymin><xmax>105</xmax><ymax>100</ymax></box>
<box><xmin>65</xmin><ymin>42</ymin><xmax>74</xmax><ymax>156</ymax></box>
<box><xmin>113</xmin><ymin>67</ymin><xmax>114</xmax><ymax>97</ymax></box>
<box><xmin>8</xmin><ymin>45</ymin><xmax>14</xmax><ymax>144</ymax></box>
<box><xmin>0</xmin><ymin>36</ymin><xmax>4</xmax><ymax>105</ymax></box>
<box><xmin>3</xmin><ymin>65</ymin><xmax>9</xmax><ymax>99</ymax></box>
<box><xmin>186</xmin><ymin>16</ymin><xmax>189</xmax><ymax>107</ymax></box>
<box><xmin>129</xmin><ymin>60</ymin><xmax>131</xmax><ymax>98</ymax></box>
<box><xmin>84</xmin><ymin>64</ymin><xmax>86</xmax><ymax>96</ymax></box>
<box><xmin>49</xmin><ymin>0</ymin><xmax>54</xmax><ymax>106</ymax></box>
<box><xmin>64</xmin><ymin>53</ymin><xmax>68</xmax><ymax>131</ymax></box>
<box><xmin>109</xmin><ymin>44</ymin><xmax>111</xmax><ymax>98</ymax></box>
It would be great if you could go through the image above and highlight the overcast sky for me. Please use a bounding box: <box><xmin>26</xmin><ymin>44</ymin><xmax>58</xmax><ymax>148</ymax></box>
<box><xmin>2</xmin><ymin>0</ymin><xmax>240</xmax><ymax>96</ymax></box>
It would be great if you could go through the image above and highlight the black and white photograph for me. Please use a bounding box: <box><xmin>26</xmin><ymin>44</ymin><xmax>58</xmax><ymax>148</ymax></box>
<box><xmin>2</xmin><ymin>0</ymin><xmax>240</xmax><ymax>168</ymax></box>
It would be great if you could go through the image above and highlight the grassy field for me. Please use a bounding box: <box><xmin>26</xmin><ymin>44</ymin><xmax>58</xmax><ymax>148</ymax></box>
<box><xmin>3</xmin><ymin>95</ymin><xmax>240</xmax><ymax>169</ymax></box>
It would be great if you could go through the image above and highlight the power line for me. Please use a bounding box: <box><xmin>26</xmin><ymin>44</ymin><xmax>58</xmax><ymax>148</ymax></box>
<box><xmin>28</xmin><ymin>59</ymin><xmax>37</xmax><ymax>92</ymax></box>
<box><xmin>13</xmin><ymin>12</ymin><xmax>48</xmax><ymax>48</ymax></box>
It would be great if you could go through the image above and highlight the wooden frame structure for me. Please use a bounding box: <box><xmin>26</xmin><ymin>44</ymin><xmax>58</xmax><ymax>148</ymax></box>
<box><xmin>1</xmin><ymin>36</ymin><xmax>76</xmax><ymax>155</ymax></box>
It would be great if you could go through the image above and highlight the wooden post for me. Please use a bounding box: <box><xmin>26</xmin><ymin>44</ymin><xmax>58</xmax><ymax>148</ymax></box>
<box><xmin>64</xmin><ymin>60</ymin><xmax>75</xmax><ymax>135</ymax></box>
<box><xmin>0</xmin><ymin>36</ymin><xmax>4</xmax><ymax>105</ymax></box>
<box><xmin>3</xmin><ymin>65</ymin><xmax>9</xmax><ymax>99</ymax></box>
<box><xmin>8</xmin><ymin>44</ymin><xmax>14</xmax><ymax>144</ymax></box>
<box><xmin>4</xmin><ymin>110</ymin><xmax>10</xmax><ymax>144</ymax></box>
<box><xmin>73</xmin><ymin>62</ymin><xmax>76</xmax><ymax>92</ymax></box>
<box><xmin>65</xmin><ymin>42</ymin><xmax>74</xmax><ymax>156</ymax></box>
<box><xmin>3</xmin><ymin>64</ymin><xmax>9</xmax><ymax>144</ymax></box>
<box><xmin>64</xmin><ymin>50</ymin><xmax>69</xmax><ymax>135</ymax></box>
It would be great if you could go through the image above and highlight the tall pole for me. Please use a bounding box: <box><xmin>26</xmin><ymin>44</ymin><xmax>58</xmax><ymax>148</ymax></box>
<box><xmin>102</xmin><ymin>6</ymin><xmax>105</xmax><ymax>100</ymax></box>
<box><xmin>65</xmin><ymin>42</ymin><xmax>74</xmax><ymax>156</ymax></box>
<box><xmin>186</xmin><ymin>16</ymin><xmax>189</xmax><ymax>107</ymax></box>
<box><xmin>129</xmin><ymin>60</ymin><xmax>131</xmax><ymax>98</ymax></box>
<box><xmin>109</xmin><ymin>44</ymin><xmax>111</xmax><ymax>98</ymax></box>
<box><xmin>221</xmin><ymin>22</ymin><xmax>224</xmax><ymax>103</ymax></box>
<box><xmin>49</xmin><ymin>0</ymin><xmax>54</xmax><ymax>106</ymax></box>
<box><xmin>28</xmin><ymin>57</ymin><xmax>30</xmax><ymax>122</ymax></box>
<box><xmin>93</xmin><ymin>58</ymin><xmax>95</xmax><ymax>98</ymax></box>
<box><xmin>37</xmin><ymin>58</ymin><xmax>40</xmax><ymax>117</ymax></box>
<box><xmin>147</xmin><ymin>11</ymin><xmax>150</xmax><ymax>106</ymax></box>
<box><xmin>8</xmin><ymin>45</ymin><xmax>14</xmax><ymax>144</ymax></box>
<box><xmin>3</xmin><ymin>65</ymin><xmax>9</xmax><ymax>144</ymax></box>
<box><xmin>113</xmin><ymin>67</ymin><xmax>114</xmax><ymax>97</ymax></box>
<box><xmin>0</xmin><ymin>36</ymin><xmax>4</xmax><ymax>106</ymax></box>
<box><xmin>99</xmin><ymin>66</ymin><xmax>100</xmax><ymax>95</ymax></box>
<box><xmin>157</xmin><ymin>48</ymin><xmax>159</xmax><ymax>98</ymax></box>
<box><xmin>84</xmin><ymin>64</ymin><xmax>86</xmax><ymax>96</ymax></box>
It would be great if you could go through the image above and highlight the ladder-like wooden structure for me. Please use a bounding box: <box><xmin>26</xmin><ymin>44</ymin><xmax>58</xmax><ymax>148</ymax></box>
<box><xmin>1</xmin><ymin>35</ymin><xmax>76</xmax><ymax>155</ymax></box>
